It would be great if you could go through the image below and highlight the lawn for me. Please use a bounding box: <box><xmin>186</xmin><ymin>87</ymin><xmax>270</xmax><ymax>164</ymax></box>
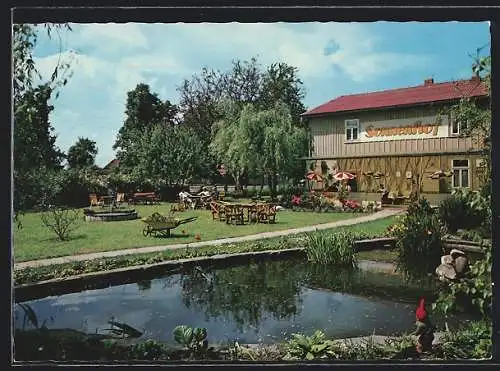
<box><xmin>13</xmin><ymin>203</ymin><xmax>385</xmax><ymax>262</ymax></box>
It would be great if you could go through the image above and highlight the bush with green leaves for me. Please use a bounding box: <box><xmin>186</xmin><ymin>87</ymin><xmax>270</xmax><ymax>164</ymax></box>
<box><xmin>438</xmin><ymin>189</ymin><xmax>486</xmax><ymax>233</ymax></box>
<box><xmin>435</xmin><ymin>320</ymin><xmax>491</xmax><ymax>359</ymax></box>
<box><xmin>172</xmin><ymin>325</ymin><xmax>209</xmax><ymax>359</ymax></box>
<box><xmin>389</xmin><ymin>197</ymin><xmax>443</xmax><ymax>283</ymax></box>
<box><xmin>304</xmin><ymin>230</ymin><xmax>357</xmax><ymax>267</ymax></box>
<box><xmin>284</xmin><ymin>330</ymin><xmax>337</xmax><ymax>360</ymax></box>
<box><xmin>40</xmin><ymin>205</ymin><xmax>82</xmax><ymax>241</ymax></box>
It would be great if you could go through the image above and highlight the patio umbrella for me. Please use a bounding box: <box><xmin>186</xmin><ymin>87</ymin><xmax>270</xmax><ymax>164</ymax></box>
<box><xmin>428</xmin><ymin>170</ymin><xmax>453</xmax><ymax>179</ymax></box>
<box><xmin>333</xmin><ymin>171</ymin><xmax>356</xmax><ymax>181</ymax></box>
<box><xmin>306</xmin><ymin>171</ymin><xmax>323</xmax><ymax>182</ymax></box>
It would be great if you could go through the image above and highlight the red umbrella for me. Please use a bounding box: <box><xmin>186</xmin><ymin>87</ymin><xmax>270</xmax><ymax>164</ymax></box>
<box><xmin>333</xmin><ymin>171</ymin><xmax>355</xmax><ymax>181</ymax></box>
<box><xmin>306</xmin><ymin>171</ymin><xmax>323</xmax><ymax>182</ymax></box>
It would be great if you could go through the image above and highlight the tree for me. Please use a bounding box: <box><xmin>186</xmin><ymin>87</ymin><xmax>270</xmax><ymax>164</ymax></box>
<box><xmin>13</xmin><ymin>23</ymin><xmax>73</xmax><ymax>215</ymax></box>
<box><xmin>210</xmin><ymin>101</ymin><xmax>308</xmax><ymax>194</ymax></box>
<box><xmin>66</xmin><ymin>137</ymin><xmax>98</xmax><ymax>169</ymax></box>
<box><xmin>209</xmin><ymin>100</ymin><xmax>252</xmax><ymax>190</ymax></box>
<box><xmin>259</xmin><ymin>62</ymin><xmax>307</xmax><ymax>126</ymax></box>
<box><xmin>178</xmin><ymin>57</ymin><xmax>308</xmax><ymax>185</ymax></box>
<box><xmin>258</xmin><ymin>102</ymin><xmax>309</xmax><ymax>196</ymax></box>
<box><xmin>135</xmin><ymin>123</ymin><xmax>207</xmax><ymax>187</ymax></box>
<box><xmin>113</xmin><ymin>83</ymin><xmax>178</xmax><ymax>169</ymax></box>
<box><xmin>14</xmin><ymin>84</ymin><xmax>66</xmax><ymax>211</ymax></box>
<box><xmin>451</xmin><ymin>53</ymin><xmax>491</xmax><ymax>192</ymax></box>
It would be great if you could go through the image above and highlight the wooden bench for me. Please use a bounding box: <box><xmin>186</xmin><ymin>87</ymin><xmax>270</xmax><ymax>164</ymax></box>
<box><xmin>129</xmin><ymin>192</ymin><xmax>161</xmax><ymax>205</ymax></box>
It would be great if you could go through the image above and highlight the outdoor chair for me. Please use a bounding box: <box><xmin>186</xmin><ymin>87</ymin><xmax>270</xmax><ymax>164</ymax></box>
<box><xmin>210</xmin><ymin>201</ymin><xmax>226</xmax><ymax>221</ymax></box>
<box><xmin>257</xmin><ymin>203</ymin><xmax>276</xmax><ymax>224</ymax></box>
<box><xmin>116</xmin><ymin>192</ymin><xmax>125</xmax><ymax>205</ymax></box>
<box><xmin>89</xmin><ymin>193</ymin><xmax>104</xmax><ymax>207</ymax></box>
<box><xmin>225</xmin><ymin>204</ymin><xmax>244</xmax><ymax>225</ymax></box>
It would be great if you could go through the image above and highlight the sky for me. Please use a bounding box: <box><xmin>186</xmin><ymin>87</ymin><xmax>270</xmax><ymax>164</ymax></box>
<box><xmin>31</xmin><ymin>21</ymin><xmax>490</xmax><ymax>167</ymax></box>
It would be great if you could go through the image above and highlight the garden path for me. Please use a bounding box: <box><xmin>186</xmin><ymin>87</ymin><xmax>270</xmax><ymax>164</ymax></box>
<box><xmin>14</xmin><ymin>208</ymin><xmax>404</xmax><ymax>270</ymax></box>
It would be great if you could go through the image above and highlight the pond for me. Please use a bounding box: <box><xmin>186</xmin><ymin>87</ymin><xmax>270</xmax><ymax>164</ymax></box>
<box><xmin>14</xmin><ymin>257</ymin><xmax>470</xmax><ymax>345</ymax></box>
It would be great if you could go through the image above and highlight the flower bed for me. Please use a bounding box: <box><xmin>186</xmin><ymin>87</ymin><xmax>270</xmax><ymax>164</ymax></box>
<box><xmin>286</xmin><ymin>192</ymin><xmax>380</xmax><ymax>213</ymax></box>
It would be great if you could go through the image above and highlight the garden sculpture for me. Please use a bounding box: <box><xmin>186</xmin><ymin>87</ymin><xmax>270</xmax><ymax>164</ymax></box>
<box><xmin>413</xmin><ymin>297</ymin><xmax>436</xmax><ymax>354</ymax></box>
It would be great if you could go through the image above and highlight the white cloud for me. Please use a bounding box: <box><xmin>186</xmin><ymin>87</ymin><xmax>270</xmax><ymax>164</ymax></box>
<box><xmin>76</xmin><ymin>23</ymin><xmax>149</xmax><ymax>50</ymax></box>
<box><xmin>31</xmin><ymin>22</ymin><xmax>475</xmax><ymax>166</ymax></box>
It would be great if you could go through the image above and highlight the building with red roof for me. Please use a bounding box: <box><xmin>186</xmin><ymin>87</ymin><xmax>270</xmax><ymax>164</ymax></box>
<box><xmin>301</xmin><ymin>76</ymin><xmax>489</xmax><ymax>200</ymax></box>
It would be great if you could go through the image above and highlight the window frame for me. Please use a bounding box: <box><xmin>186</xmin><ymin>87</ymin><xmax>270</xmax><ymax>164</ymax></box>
<box><xmin>345</xmin><ymin>119</ymin><xmax>359</xmax><ymax>142</ymax></box>
<box><xmin>451</xmin><ymin>159</ymin><xmax>470</xmax><ymax>188</ymax></box>
<box><xmin>450</xmin><ymin>115</ymin><xmax>468</xmax><ymax>136</ymax></box>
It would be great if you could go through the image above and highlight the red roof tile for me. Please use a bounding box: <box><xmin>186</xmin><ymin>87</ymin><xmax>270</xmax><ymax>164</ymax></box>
<box><xmin>302</xmin><ymin>77</ymin><xmax>488</xmax><ymax>117</ymax></box>
<box><xmin>103</xmin><ymin>158</ymin><xmax>120</xmax><ymax>169</ymax></box>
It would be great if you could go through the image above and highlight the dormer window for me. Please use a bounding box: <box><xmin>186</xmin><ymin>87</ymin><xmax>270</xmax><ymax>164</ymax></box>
<box><xmin>345</xmin><ymin>119</ymin><xmax>359</xmax><ymax>141</ymax></box>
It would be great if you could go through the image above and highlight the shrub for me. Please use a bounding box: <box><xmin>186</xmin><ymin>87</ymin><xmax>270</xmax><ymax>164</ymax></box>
<box><xmin>435</xmin><ymin>320</ymin><xmax>492</xmax><ymax>359</ymax></box>
<box><xmin>40</xmin><ymin>206</ymin><xmax>82</xmax><ymax>241</ymax></box>
<box><xmin>438</xmin><ymin>190</ymin><xmax>484</xmax><ymax>233</ymax></box>
<box><xmin>173</xmin><ymin>325</ymin><xmax>209</xmax><ymax>359</ymax></box>
<box><xmin>305</xmin><ymin>230</ymin><xmax>357</xmax><ymax>267</ymax></box>
<box><xmin>284</xmin><ymin>330</ymin><xmax>336</xmax><ymax>360</ymax></box>
<box><xmin>390</xmin><ymin>197</ymin><xmax>444</xmax><ymax>283</ymax></box>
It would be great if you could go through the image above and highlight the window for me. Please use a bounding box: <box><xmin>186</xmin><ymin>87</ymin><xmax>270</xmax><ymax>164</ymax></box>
<box><xmin>452</xmin><ymin>159</ymin><xmax>470</xmax><ymax>188</ymax></box>
<box><xmin>345</xmin><ymin>119</ymin><xmax>359</xmax><ymax>141</ymax></box>
<box><xmin>451</xmin><ymin>118</ymin><xmax>467</xmax><ymax>135</ymax></box>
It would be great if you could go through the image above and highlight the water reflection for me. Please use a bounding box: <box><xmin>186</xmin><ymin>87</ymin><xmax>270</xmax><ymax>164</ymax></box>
<box><xmin>13</xmin><ymin>257</ymin><xmax>452</xmax><ymax>344</ymax></box>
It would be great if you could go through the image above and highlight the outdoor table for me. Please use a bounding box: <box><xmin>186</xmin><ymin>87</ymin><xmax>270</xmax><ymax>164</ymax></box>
<box><xmin>220</xmin><ymin>202</ymin><xmax>265</xmax><ymax>223</ymax></box>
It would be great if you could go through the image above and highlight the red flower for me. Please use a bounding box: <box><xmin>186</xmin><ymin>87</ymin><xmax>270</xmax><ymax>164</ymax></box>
<box><xmin>291</xmin><ymin>195</ymin><xmax>302</xmax><ymax>205</ymax></box>
<box><xmin>344</xmin><ymin>199</ymin><xmax>361</xmax><ymax>209</ymax></box>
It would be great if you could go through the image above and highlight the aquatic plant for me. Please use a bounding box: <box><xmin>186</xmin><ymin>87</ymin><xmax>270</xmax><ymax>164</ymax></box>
<box><xmin>304</xmin><ymin>230</ymin><xmax>357</xmax><ymax>267</ymax></box>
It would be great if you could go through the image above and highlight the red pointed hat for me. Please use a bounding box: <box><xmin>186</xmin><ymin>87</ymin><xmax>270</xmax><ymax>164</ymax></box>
<box><xmin>416</xmin><ymin>297</ymin><xmax>427</xmax><ymax>321</ymax></box>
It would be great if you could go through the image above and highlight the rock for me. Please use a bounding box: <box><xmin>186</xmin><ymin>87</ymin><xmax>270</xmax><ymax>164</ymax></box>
<box><xmin>435</xmin><ymin>263</ymin><xmax>457</xmax><ymax>281</ymax></box>
<box><xmin>453</xmin><ymin>255</ymin><xmax>469</xmax><ymax>276</ymax></box>
<box><xmin>440</xmin><ymin>255</ymin><xmax>453</xmax><ymax>265</ymax></box>
<box><xmin>450</xmin><ymin>249</ymin><xmax>465</xmax><ymax>258</ymax></box>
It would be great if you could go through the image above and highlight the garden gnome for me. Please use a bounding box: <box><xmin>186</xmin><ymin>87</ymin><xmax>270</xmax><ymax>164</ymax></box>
<box><xmin>414</xmin><ymin>297</ymin><xmax>436</xmax><ymax>354</ymax></box>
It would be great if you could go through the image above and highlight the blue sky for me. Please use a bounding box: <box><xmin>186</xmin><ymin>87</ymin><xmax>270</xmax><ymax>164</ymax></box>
<box><xmin>32</xmin><ymin>21</ymin><xmax>490</xmax><ymax>167</ymax></box>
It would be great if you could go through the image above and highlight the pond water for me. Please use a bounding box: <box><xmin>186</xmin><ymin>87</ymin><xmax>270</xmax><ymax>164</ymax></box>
<box><xmin>13</xmin><ymin>258</ymin><xmax>467</xmax><ymax>344</ymax></box>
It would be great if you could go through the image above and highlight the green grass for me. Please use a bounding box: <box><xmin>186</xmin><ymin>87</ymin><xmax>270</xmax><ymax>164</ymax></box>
<box><xmin>13</xmin><ymin>203</ymin><xmax>383</xmax><ymax>262</ymax></box>
<box><xmin>14</xmin><ymin>216</ymin><xmax>398</xmax><ymax>285</ymax></box>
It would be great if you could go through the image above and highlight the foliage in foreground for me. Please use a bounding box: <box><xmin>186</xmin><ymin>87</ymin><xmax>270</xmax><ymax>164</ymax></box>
<box><xmin>15</xmin><ymin>320</ymin><xmax>492</xmax><ymax>361</ymax></box>
<box><xmin>434</xmin><ymin>320</ymin><xmax>492</xmax><ymax>359</ymax></box>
